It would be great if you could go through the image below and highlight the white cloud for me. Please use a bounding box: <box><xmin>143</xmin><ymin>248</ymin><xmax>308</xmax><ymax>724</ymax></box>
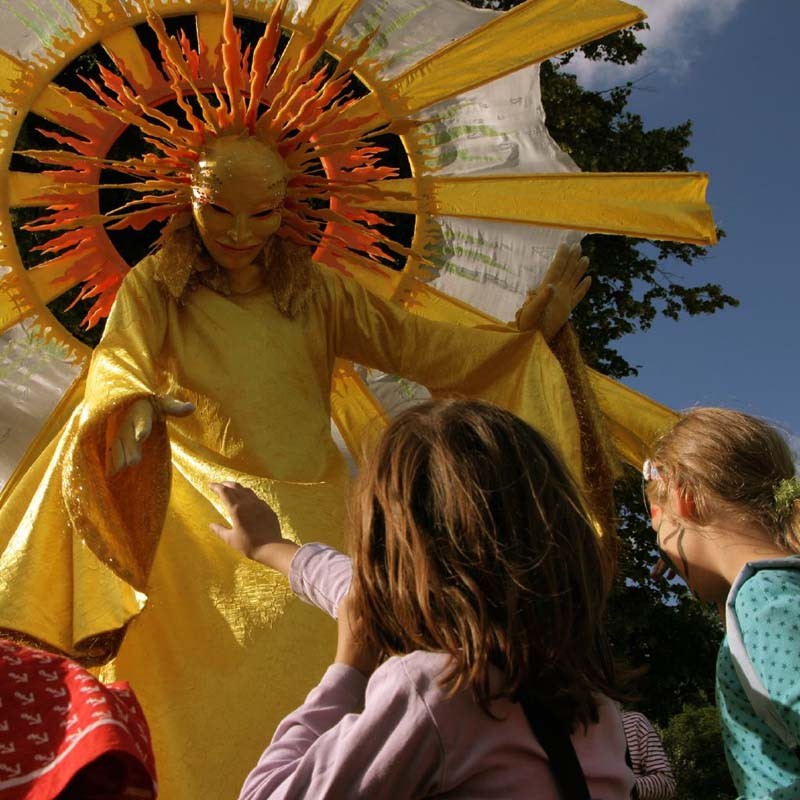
<box><xmin>563</xmin><ymin>0</ymin><xmax>746</xmax><ymax>89</ymax></box>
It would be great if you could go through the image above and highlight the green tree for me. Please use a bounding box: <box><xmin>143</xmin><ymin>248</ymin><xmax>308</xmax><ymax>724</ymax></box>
<box><xmin>663</xmin><ymin>705</ymin><xmax>737</xmax><ymax>799</ymax></box>
<box><xmin>534</xmin><ymin>32</ymin><xmax>734</xmax><ymax>732</ymax></box>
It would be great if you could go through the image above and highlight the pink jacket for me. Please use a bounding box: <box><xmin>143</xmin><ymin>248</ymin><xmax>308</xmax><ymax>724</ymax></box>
<box><xmin>239</xmin><ymin>544</ymin><xmax>634</xmax><ymax>799</ymax></box>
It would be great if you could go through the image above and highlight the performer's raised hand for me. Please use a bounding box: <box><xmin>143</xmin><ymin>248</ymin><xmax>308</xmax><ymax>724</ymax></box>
<box><xmin>516</xmin><ymin>243</ymin><xmax>591</xmax><ymax>340</ymax></box>
<box><xmin>109</xmin><ymin>395</ymin><xmax>194</xmax><ymax>476</ymax></box>
<box><xmin>209</xmin><ymin>481</ymin><xmax>299</xmax><ymax>575</ymax></box>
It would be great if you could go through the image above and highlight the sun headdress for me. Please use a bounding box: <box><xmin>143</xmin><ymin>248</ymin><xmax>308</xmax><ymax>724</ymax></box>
<box><xmin>16</xmin><ymin>0</ymin><xmax>412</xmax><ymax>326</ymax></box>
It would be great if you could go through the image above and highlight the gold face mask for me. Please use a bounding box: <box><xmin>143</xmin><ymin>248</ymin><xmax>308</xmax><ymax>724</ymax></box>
<box><xmin>192</xmin><ymin>136</ymin><xmax>288</xmax><ymax>272</ymax></box>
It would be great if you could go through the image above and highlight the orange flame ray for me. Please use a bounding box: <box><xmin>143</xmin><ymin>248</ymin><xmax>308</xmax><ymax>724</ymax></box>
<box><xmin>105</xmin><ymin>205</ymin><xmax>189</xmax><ymax>231</ymax></box>
<box><xmin>261</xmin><ymin>14</ymin><xmax>338</xmax><ymax>135</ymax></box>
<box><xmin>146</xmin><ymin>10</ymin><xmax>220</xmax><ymax>134</ymax></box>
<box><xmin>245</xmin><ymin>0</ymin><xmax>288</xmax><ymax>129</ymax></box>
<box><xmin>220</xmin><ymin>0</ymin><xmax>246</xmax><ymax>131</ymax></box>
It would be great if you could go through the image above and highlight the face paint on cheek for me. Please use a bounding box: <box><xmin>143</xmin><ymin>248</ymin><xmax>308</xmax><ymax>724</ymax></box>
<box><xmin>675</xmin><ymin>528</ymin><xmax>691</xmax><ymax>583</ymax></box>
<box><xmin>656</xmin><ymin>519</ymin><xmax>686</xmax><ymax>581</ymax></box>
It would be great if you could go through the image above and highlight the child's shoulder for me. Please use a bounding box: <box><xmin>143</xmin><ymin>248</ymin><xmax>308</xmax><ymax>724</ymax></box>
<box><xmin>735</xmin><ymin>563</ymin><xmax>800</xmax><ymax>655</ymax></box>
<box><xmin>379</xmin><ymin>651</ymin><xmax>452</xmax><ymax>694</ymax></box>
<box><xmin>371</xmin><ymin>651</ymin><xmax>457</xmax><ymax>712</ymax></box>
<box><xmin>737</xmin><ymin>561</ymin><xmax>800</xmax><ymax>612</ymax></box>
<box><xmin>378</xmin><ymin>651</ymin><xmax>512</xmax><ymax>721</ymax></box>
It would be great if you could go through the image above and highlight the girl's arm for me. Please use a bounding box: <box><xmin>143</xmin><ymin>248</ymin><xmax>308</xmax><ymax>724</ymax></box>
<box><xmin>238</xmin><ymin>658</ymin><xmax>443</xmax><ymax>800</ymax></box>
<box><xmin>209</xmin><ymin>481</ymin><xmax>300</xmax><ymax>576</ymax></box>
<box><xmin>210</xmin><ymin>486</ymin><xmax>437</xmax><ymax>797</ymax></box>
<box><xmin>209</xmin><ymin>485</ymin><xmax>356</xmax><ymax>619</ymax></box>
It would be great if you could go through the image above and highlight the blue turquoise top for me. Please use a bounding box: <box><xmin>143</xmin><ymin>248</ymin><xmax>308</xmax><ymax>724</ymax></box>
<box><xmin>717</xmin><ymin>568</ymin><xmax>800</xmax><ymax>798</ymax></box>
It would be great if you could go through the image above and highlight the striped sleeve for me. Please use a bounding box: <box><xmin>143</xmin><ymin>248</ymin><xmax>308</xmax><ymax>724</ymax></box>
<box><xmin>622</xmin><ymin>711</ymin><xmax>676</xmax><ymax>800</ymax></box>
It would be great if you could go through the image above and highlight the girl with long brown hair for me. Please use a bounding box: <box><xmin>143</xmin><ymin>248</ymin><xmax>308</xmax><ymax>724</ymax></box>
<box><xmin>212</xmin><ymin>399</ymin><xmax>632</xmax><ymax>799</ymax></box>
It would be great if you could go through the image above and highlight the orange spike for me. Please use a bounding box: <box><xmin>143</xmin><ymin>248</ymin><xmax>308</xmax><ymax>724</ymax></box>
<box><xmin>178</xmin><ymin>30</ymin><xmax>201</xmax><ymax>80</ymax></box>
<box><xmin>261</xmin><ymin>13</ymin><xmax>337</xmax><ymax>133</ymax></box>
<box><xmin>106</xmin><ymin>205</ymin><xmax>188</xmax><ymax>231</ymax></box>
<box><xmin>271</xmin><ymin>65</ymin><xmax>333</xmax><ymax>134</ymax></box>
<box><xmin>79</xmin><ymin>73</ymin><xmax>196</xmax><ymax>152</ymax></box>
<box><xmin>212</xmin><ymin>84</ymin><xmax>232</xmax><ymax>130</ymax></box>
<box><xmin>246</xmin><ymin>0</ymin><xmax>288</xmax><ymax>129</ymax></box>
<box><xmin>279</xmin><ymin>105</ymin><xmax>387</xmax><ymax>157</ymax></box>
<box><xmin>221</xmin><ymin>0</ymin><xmax>245</xmax><ymax>131</ymax></box>
<box><xmin>147</xmin><ymin>9</ymin><xmax>220</xmax><ymax>134</ymax></box>
<box><xmin>163</xmin><ymin>36</ymin><xmax>207</xmax><ymax>137</ymax></box>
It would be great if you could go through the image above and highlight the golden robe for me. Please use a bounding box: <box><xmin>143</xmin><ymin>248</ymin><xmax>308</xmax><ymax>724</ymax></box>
<box><xmin>0</xmin><ymin>253</ymin><xmax>584</xmax><ymax>799</ymax></box>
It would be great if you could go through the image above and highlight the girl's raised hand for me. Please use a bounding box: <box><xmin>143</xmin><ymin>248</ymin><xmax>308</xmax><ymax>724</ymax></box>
<box><xmin>209</xmin><ymin>481</ymin><xmax>299</xmax><ymax>575</ymax></box>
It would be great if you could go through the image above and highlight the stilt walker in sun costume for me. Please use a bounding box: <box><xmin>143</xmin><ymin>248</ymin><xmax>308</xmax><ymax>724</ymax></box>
<box><xmin>0</xmin><ymin>0</ymin><xmax>716</xmax><ymax>796</ymax></box>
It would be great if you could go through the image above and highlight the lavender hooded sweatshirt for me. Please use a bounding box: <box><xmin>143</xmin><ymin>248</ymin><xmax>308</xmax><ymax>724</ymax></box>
<box><xmin>239</xmin><ymin>543</ymin><xmax>634</xmax><ymax>799</ymax></box>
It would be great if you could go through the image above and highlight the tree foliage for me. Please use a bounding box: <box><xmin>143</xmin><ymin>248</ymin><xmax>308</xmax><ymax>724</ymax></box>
<box><xmin>662</xmin><ymin>705</ymin><xmax>737</xmax><ymax>799</ymax></box>
<box><xmin>528</xmin><ymin>32</ymin><xmax>733</xmax><ymax>737</ymax></box>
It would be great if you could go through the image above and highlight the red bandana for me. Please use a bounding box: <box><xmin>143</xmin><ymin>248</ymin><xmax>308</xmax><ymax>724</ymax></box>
<box><xmin>0</xmin><ymin>640</ymin><xmax>156</xmax><ymax>799</ymax></box>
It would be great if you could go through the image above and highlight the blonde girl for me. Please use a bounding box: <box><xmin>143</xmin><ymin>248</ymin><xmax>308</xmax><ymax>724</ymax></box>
<box><xmin>644</xmin><ymin>407</ymin><xmax>800</xmax><ymax>798</ymax></box>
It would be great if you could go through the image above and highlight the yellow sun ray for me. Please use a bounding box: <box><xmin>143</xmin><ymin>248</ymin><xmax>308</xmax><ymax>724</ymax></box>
<box><xmin>294</xmin><ymin>0</ymin><xmax>362</xmax><ymax>36</ymax></box>
<box><xmin>101</xmin><ymin>27</ymin><xmax>160</xmax><ymax>92</ymax></box>
<box><xmin>338</xmin><ymin>0</ymin><xmax>644</xmax><ymax>122</ymax></box>
<box><xmin>196</xmin><ymin>11</ymin><xmax>225</xmax><ymax>73</ymax></box>
<box><xmin>342</xmin><ymin>172</ymin><xmax>717</xmax><ymax>246</ymax></box>
<box><xmin>429</xmin><ymin>173</ymin><xmax>717</xmax><ymax>244</ymax></box>
<box><xmin>330</xmin><ymin>359</ymin><xmax>388</xmax><ymax>463</ymax></box>
<box><xmin>278</xmin><ymin>0</ymin><xmax>362</xmax><ymax>69</ymax></box>
<box><xmin>334</xmin><ymin>257</ymin><xmax>401</xmax><ymax>299</ymax></box>
<box><xmin>0</xmin><ymin>288</ymin><xmax>31</xmax><ymax>336</ymax></box>
<box><xmin>588</xmin><ymin>369</ymin><xmax>677</xmax><ymax>467</ymax></box>
<box><xmin>8</xmin><ymin>171</ymin><xmax>56</xmax><ymax>207</ymax></box>
<box><xmin>66</xmin><ymin>0</ymin><xmax>154</xmax><ymax>40</ymax></box>
<box><xmin>0</xmin><ymin>51</ymin><xmax>30</xmax><ymax>109</ymax></box>
<box><xmin>27</xmin><ymin>258</ymin><xmax>84</xmax><ymax>305</ymax></box>
<box><xmin>30</xmin><ymin>83</ymin><xmax>112</xmax><ymax>131</ymax></box>
<box><xmin>66</xmin><ymin>0</ymin><xmax>127</xmax><ymax>23</ymax></box>
<box><xmin>393</xmin><ymin>0</ymin><xmax>645</xmax><ymax>115</ymax></box>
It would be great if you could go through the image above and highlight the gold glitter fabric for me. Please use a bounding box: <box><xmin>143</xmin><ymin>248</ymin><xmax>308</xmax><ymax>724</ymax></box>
<box><xmin>0</xmin><ymin>250</ymin><xmax>583</xmax><ymax>799</ymax></box>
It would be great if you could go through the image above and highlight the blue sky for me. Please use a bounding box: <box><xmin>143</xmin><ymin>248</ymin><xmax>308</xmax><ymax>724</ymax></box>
<box><xmin>565</xmin><ymin>0</ymin><xmax>800</xmax><ymax>441</ymax></box>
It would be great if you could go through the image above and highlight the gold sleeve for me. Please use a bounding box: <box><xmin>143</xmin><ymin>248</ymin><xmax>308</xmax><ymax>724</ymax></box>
<box><xmin>62</xmin><ymin>259</ymin><xmax>170</xmax><ymax>591</ymax></box>
<box><xmin>325</xmin><ymin>271</ymin><xmax>584</xmax><ymax>482</ymax></box>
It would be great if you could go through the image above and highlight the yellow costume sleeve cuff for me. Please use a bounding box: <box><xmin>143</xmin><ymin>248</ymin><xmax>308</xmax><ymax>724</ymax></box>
<box><xmin>63</xmin><ymin>394</ymin><xmax>171</xmax><ymax>592</ymax></box>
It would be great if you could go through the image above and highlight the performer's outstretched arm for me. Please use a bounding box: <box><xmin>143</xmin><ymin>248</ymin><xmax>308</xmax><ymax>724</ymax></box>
<box><xmin>323</xmin><ymin>245</ymin><xmax>590</xmax><ymax>480</ymax></box>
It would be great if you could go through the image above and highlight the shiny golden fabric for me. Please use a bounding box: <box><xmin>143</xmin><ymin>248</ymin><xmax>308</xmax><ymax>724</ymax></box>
<box><xmin>0</xmin><ymin>249</ymin><xmax>583</xmax><ymax>799</ymax></box>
